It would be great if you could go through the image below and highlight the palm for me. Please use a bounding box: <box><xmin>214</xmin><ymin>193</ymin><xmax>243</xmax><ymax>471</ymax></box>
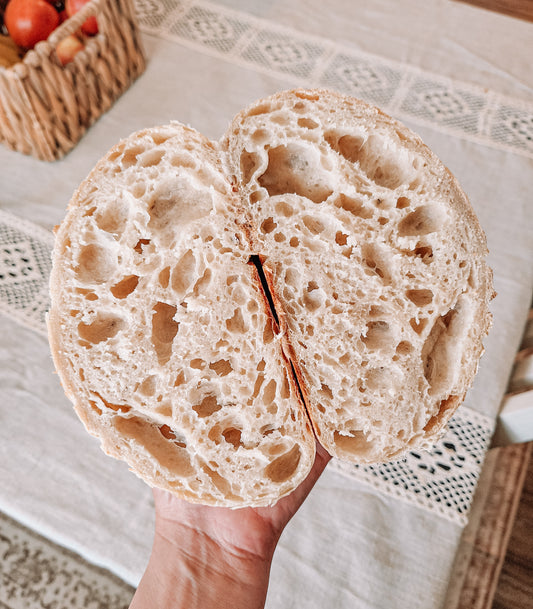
<box><xmin>153</xmin><ymin>442</ymin><xmax>331</xmax><ymax>561</ymax></box>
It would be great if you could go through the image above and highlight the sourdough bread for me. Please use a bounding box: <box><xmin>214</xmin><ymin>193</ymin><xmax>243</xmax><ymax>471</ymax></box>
<box><xmin>48</xmin><ymin>89</ymin><xmax>493</xmax><ymax>506</ymax></box>
<box><xmin>47</xmin><ymin>123</ymin><xmax>315</xmax><ymax>507</ymax></box>
<box><xmin>223</xmin><ymin>89</ymin><xmax>493</xmax><ymax>463</ymax></box>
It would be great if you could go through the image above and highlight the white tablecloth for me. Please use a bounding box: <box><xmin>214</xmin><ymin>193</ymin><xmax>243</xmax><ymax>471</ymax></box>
<box><xmin>0</xmin><ymin>1</ymin><xmax>532</xmax><ymax>607</ymax></box>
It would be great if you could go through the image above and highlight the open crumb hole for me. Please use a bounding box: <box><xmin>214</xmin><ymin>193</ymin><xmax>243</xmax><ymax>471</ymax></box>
<box><xmin>289</xmin><ymin>237</ymin><xmax>299</xmax><ymax>247</ymax></box>
<box><xmin>396</xmin><ymin>341</ymin><xmax>413</xmax><ymax>356</ymax></box>
<box><xmin>335</xmin><ymin>231</ymin><xmax>348</xmax><ymax>246</ymax></box>
<box><xmin>95</xmin><ymin>201</ymin><xmax>128</xmax><ymax>235</ymax></box>
<box><xmin>159</xmin><ymin>266</ymin><xmax>171</xmax><ymax>288</ymax></box>
<box><xmin>334</xmin><ymin>430</ymin><xmax>372</xmax><ymax>456</ymax></box>
<box><xmin>190</xmin><ymin>358</ymin><xmax>206</xmax><ymax>370</ymax></box>
<box><xmin>421</xmin><ymin>300</ymin><xmax>470</xmax><ymax>397</ymax></box>
<box><xmin>258</xmin><ymin>144</ymin><xmax>333</xmax><ymax>203</ymax></box>
<box><xmin>134</xmin><ymin>239</ymin><xmax>150</xmax><ymax>254</ymax></box>
<box><xmin>111</xmin><ymin>275</ymin><xmax>139</xmax><ymax>299</ymax></box>
<box><xmin>147</xmin><ymin>180</ymin><xmax>211</xmax><ymax>232</ymax></box>
<box><xmin>261</xmin><ymin>217</ymin><xmax>277</xmax><ymax>233</ymax></box>
<box><xmin>171</xmin><ymin>250</ymin><xmax>196</xmax><ymax>297</ymax></box>
<box><xmin>302</xmin><ymin>215</ymin><xmax>325</xmax><ymax>234</ymax></box>
<box><xmin>201</xmin><ymin>463</ymin><xmax>235</xmax><ymax>498</ymax></box>
<box><xmin>251</xmin><ymin>373</ymin><xmax>265</xmax><ymax>399</ymax></box>
<box><xmin>174</xmin><ymin>370</ymin><xmax>186</xmax><ymax>387</ymax></box>
<box><xmin>335</xmin><ymin>194</ymin><xmax>373</xmax><ymax>219</ymax></box>
<box><xmin>414</xmin><ymin>244</ymin><xmax>434</xmax><ymax>261</ymax></box>
<box><xmin>398</xmin><ymin>205</ymin><xmax>444</xmax><ymax>237</ymax></box>
<box><xmin>209</xmin><ymin>359</ymin><xmax>233</xmax><ymax>376</ymax></box>
<box><xmin>139</xmin><ymin>375</ymin><xmax>157</xmax><ymax>396</ymax></box>
<box><xmin>302</xmin><ymin>286</ymin><xmax>323</xmax><ymax>312</ymax></box>
<box><xmin>121</xmin><ymin>145</ymin><xmax>144</xmax><ymax>168</ymax></box>
<box><xmin>410</xmin><ymin>318</ymin><xmax>428</xmax><ymax>335</ymax></box>
<box><xmin>263</xmin><ymin>379</ymin><xmax>277</xmax><ymax>405</ymax></box>
<box><xmin>193</xmin><ymin>268</ymin><xmax>212</xmax><ymax>296</ymax></box>
<box><xmin>298</xmin><ymin>117</ymin><xmax>318</xmax><ymax>129</ymax></box>
<box><xmin>222</xmin><ymin>427</ymin><xmax>244</xmax><ymax>449</ymax></box>
<box><xmin>319</xmin><ymin>384</ymin><xmax>333</xmax><ymax>400</ymax></box>
<box><xmin>362</xmin><ymin>243</ymin><xmax>391</xmax><ymax>283</ymax></box>
<box><xmin>78</xmin><ymin>314</ymin><xmax>124</xmax><ymax>345</ymax></box>
<box><xmin>159</xmin><ymin>424</ymin><xmax>176</xmax><ymax>440</ymax></box>
<box><xmin>240</xmin><ymin>151</ymin><xmax>261</xmax><ymax>183</ymax></box>
<box><xmin>406</xmin><ymin>289</ymin><xmax>433</xmax><ymax>307</ymax></box>
<box><xmin>115</xmin><ymin>416</ymin><xmax>193</xmax><ymax>476</ymax></box>
<box><xmin>362</xmin><ymin>321</ymin><xmax>395</xmax><ymax>351</ymax></box>
<box><xmin>265</xmin><ymin>445</ymin><xmax>301</xmax><ymax>483</ymax></box>
<box><xmin>396</xmin><ymin>196</ymin><xmax>410</xmax><ymax>209</ymax></box>
<box><xmin>138</xmin><ymin>149</ymin><xmax>164</xmax><ymax>168</ymax></box>
<box><xmin>226</xmin><ymin>308</ymin><xmax>247</xmax><ymax>334</ymax></box>
<box><xmin>151</xmin><ymin>302</ymin><xmax>179</xmax><ymax>364</ymax></box>
<box><xmin>275</xmin><ymin>201</ymin><xmax>294</xmax><ymax>217</ymax></box>
<box><xmin>76</xmin><ymin>244</ymin><xmax>115</xmax><ymax>284</ymax></box>
<box><xmin>193</xmin><ymin>395</ymin><xmax>222</xmax><ymax>418</ymax></box>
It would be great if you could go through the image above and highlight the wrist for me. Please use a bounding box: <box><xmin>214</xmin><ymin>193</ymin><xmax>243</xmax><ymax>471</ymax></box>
<box><xmin>130</xmin><ymin>521</ymin><xmax>273</xmax><ymax>609</ymax></box>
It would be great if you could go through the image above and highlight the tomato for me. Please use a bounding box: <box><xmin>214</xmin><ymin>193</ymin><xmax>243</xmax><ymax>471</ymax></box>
<box><xmin>65</xmin><ymin>0</ymin><xmax>97</xmax><ymax>36</ymax></box>
<box><xmin>55</xmin><ymin>33</ymin><xmax>83</xmax><ymax>65</ymax></box>
<box><xmin>5</xmin><ymin>0</ymin><xmax>60</xmax><ymax>49</ymax></box>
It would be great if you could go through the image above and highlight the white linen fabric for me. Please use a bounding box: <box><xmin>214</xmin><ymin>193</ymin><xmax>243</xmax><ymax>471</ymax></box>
<box><xmin>0</xmin><ymin>1</ymin><xmax>532</xmax><ymax>607</ymax></box>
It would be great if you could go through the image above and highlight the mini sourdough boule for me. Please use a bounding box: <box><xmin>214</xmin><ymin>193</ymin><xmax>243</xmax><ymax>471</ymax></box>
<box><xmin>48</xmin><ymin>89</ymin><xmax>493</xmax><ymax>507</ymax></box>
<box><xmin>224</xmin><ymin>89</ymin><xmax>493</xmax><ymax>463</ymax></box>
<box><xmin>47</xmin><ymin>123</ymin><xmax>316</xmax><ymax>507</ymax></box>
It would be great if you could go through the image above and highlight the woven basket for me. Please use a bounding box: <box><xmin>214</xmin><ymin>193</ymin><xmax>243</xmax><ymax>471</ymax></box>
<box><xmin>0</xmin><ymin>0</ymin><xmax>145</xmax><ymax>161</ymax></box>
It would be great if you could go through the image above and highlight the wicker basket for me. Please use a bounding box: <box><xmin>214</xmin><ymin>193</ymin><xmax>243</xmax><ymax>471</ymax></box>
<box><xmin>0</xmin><ymin>0</ymin><xmax>145</xmax><ymax>161</ymax></box>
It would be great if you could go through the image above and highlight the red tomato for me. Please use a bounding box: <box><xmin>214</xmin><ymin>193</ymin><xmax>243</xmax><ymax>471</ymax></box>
<box><xmin>5</xmin><ymin>0</ymin><xmax>60</xmax><ymax>49</ymax></box>
<box><xmin>65</xmin><ymin>0</ymin><xmax>97</xmax><ymax>36</ymax></box>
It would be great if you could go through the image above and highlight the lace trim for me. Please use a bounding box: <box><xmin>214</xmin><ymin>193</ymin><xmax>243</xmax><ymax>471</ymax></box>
<box><xmin>133</xmin><ymin>0</ymin><xmax>533</xmax><ymax>159</ymax></box>
<box><xmin>330</xmin><ymin>407</ymin><xmax>494</xmax><ymax>525</ymax></box>
<box><xmin>0</xmin><ymin>210</ymin><xmax>53</xmax><ymax>337</ymax></box>
<box><xmin>0</xmin><ymin>210</ymin><xmax>494</xmax><ymax>524</ymax></box>
<box><xmin>0</xmin><ymin>510</ymin><xmax>133</xmax><ymax>608</ymax></box>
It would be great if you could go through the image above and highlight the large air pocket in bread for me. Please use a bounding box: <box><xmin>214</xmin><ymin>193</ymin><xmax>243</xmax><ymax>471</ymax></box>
<box><xmin>48</xmin><ymin>89</ymin><xmax>493</xmax><ymax>507</ymax></box>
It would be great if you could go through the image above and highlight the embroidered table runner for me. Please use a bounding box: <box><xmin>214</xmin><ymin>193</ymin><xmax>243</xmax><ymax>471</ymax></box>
<box><xmin>0</xmin><ymin>208</ymin><xmax>495</xmax><ymax>526</ymax></box>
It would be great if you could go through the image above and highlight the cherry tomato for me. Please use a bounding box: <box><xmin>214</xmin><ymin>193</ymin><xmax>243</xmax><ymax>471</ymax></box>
<box><xmin>5</xmin><ymin>0</ymin><xmax>60</xmax><ymax>49</ymax></box>
<box><xmin>56</xmin><ymin>33</ymin><xmax>83</xmax><ymax>65</ymax></box>
<box><xmin>65</xmin><ymin>0</ymin><xmax>97</xmax><ymax>36</ymax></box>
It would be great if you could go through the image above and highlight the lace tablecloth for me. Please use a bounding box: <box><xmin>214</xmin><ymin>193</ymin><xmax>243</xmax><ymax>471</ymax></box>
<box><xmin>0</xmin><ymin>1</ymin><xmax>532</xmax><ymax>608</ymax></box>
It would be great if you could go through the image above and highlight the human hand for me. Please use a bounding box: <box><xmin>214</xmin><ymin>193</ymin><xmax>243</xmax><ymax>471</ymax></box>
<box><xmin>130</xmin><ymin>442</ymin><xmax>331</xmax><ymax>609</ymax></box>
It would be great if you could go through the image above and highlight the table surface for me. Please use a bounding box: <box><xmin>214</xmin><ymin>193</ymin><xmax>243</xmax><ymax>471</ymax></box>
<box><xmin>0</xmin><ymin>2</ymin><xmax>532</xmax><ymax>608</ymax></box>
<box><xmin>454</xmin><ymin>0</ymin><xmax>533</xmax><ymax>23</ymax></box>
<box><xmin>493</xmin><ymin>442</ymin><xmax>533</xmax><ymax>609</ymax></box>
